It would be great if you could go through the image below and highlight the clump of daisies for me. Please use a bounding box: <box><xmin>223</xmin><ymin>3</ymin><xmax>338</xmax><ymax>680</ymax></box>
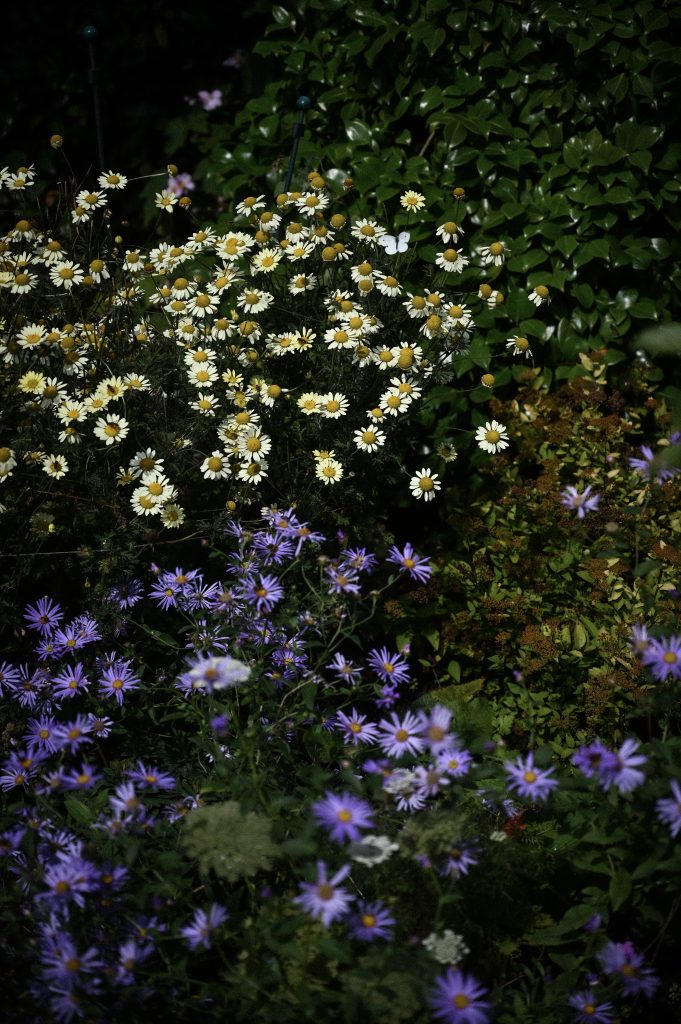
<box><xmin>0</xmin><ymin>165</ymin><xmax>550</xmax><ymax>544</ymax></box>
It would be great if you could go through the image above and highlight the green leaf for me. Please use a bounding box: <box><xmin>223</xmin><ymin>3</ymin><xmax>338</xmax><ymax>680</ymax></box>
<box><xmin>345</xmin><ymin>119</ymin><xmax>373</xmax><ymax>144</ymax></box>
<box><xmin>573</xmin><ymin>239</ymin><xmax>610</xmax><ymax>269</ymax></box>
<box><xmin>630</xmin><ymin>299</ymin><xmax>659</xmax><ymax>320</ymax></box>
<box><xmin>64</xmin><ymin>796</ymin><xmax>92</xmax><ymax>825</ymax></box>
<box><xmin>609</xmin><ymin>868</ymin><xmax>632</xmax><ymax>911</ymax></box>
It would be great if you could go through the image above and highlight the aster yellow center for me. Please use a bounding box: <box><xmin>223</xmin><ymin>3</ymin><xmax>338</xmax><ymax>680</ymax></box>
<box><xmin>663</xmin><ymin>652</ymin><xmax>677</xmax><ymax>664</ymax></box>
<box><xmin>337</xmin><ymin>809</ymin><xmax>352</xmax><ymax>822</ymax></box>
<box><xmin>361</xmin><ymin>914</ymin><xmax>376</xmax><ymax>927</ymax></box>
<box><xmin>486</xmin><ymin>430</ymin><xmax>500</xmax><ymax>443</ymax></box>
<box><xmin>453</xmin><ymin>995</ymin><xmax>470</xmax><ymax>1009</ymax></box>
<box><xmin>395</xmin><ymin>728</ymin><xmax>408</xmax><ymax>741</ymax></box>
<box><xmin>207</xmin><ymin>457</ymin><xmax>223</xmax><ymax>472</ymax></box>
<box><xmin>419</xmin><ymin>477</ymin><xmax>434</xmax><ymax>492</ymax></box>
<box><xmin>523</xmin><ymin>770</ymin><xmax>537</xmax><ymax>783</ymax></box>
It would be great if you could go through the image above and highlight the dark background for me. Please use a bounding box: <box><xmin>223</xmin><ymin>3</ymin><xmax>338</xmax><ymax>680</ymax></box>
<box><xmin>1</xmin><ymin>0</ymin><xmax>272</xmax><ymax>178</ymax></box>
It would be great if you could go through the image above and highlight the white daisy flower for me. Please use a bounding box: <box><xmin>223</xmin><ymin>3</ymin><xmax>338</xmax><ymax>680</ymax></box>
<box><xmin>94</xmin><ymin>414</ymin><xmax>129</xmax><ymax>445</ymax></box>
<box><xmin>201</xmin><ymin>451</ymin><xmax>231</xmax><ymax>480</ymax></box>
<box><xmin>400</xmin><ymin>190</ymin><xmax>426</xmax><ymax>213</ymax></box>
<box><xmin>475</xmin><ymin>420</ymin><xmax>509</xmax><ymax>454</ymax></box>
<box><xmin>409</xmin><ymin>468</ymin><xmax>441</xmax><ymax>501</ymax></box>
<box><xmin>354</xmin><ymin>426</ymin><xmax>386</xmax><ymax>452</ymax></box>
<box><xmin>319</xmin><ymin>392</ymin><xmax>349</xmax><ymax>419</ymax></box>
<box><xmin>315</xmin><ymin>457</ymin><xmax>344</xmax><ymax>485</ymax></box>
<box><xmin>480</xmin><ymin>241</ymin><xmax>509</xmax><ymax>266</ymax></box>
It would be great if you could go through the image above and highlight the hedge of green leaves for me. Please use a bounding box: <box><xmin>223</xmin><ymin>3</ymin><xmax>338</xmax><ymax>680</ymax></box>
<box><xmin>188</xmin><ymin>0</ymin><xmax>681</xmax><ymax>380</ymax></box>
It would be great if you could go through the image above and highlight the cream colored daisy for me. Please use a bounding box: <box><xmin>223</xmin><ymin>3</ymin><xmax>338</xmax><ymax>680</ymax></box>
<box><xmin>435</xmin><ymin>248</ymin><xmax>469</xmax><ymax>273</ymax></box>
<box><xmin>379</xmin><ymin>390</ymin><xmax>412</xmax><ymax>417</ymax></box>
<box><xmin>161</xmin><ymin>503</ymin><xmax>186</xmax><ymax>528</ymax></box>
<box><xmin>237</xmin><ymin>459</ymin><xmax>269</xmax><ymax>484</ymax></box>
<box><xmin>18</xmin><ymin>371</ymin><xmax>45</xmax><ymax>394</ymax></box>
<box><xmin>315</xmin><ymin>457</ymin><xmax>344</xmax><ymax>485</ymax></box>
<box><xmin>506</xmin><ymin>336</ymin><xmax>533</xmax><ymax>358</ymax></box>
<box><xmin>400</xmin><ymin>190</ymin><xmax>426</xmax><ymax>213</ymax></box>
<box><xmin>319</xmin><ymin>392</ymin><xmax>349</xmax><ymax>419</ymax></box>
<box><xmin>237</xmin><ymin>427</ymin><xmax>272</xmax><ymax>462</ymax></box>
<box><xmin>475</xmin><ymin>420</ymin><xmax>509</xmax><ymax>454</ymax></box>
<box><xmin>155</xmin><ymin>188</ymin><xmax>178</xmax><ymax>212</ymax></box>
<box><xmin>297</xmin><ymin>392</ymin><xmax>322</xmax><ymax>415</ymax></box>
<box><xmin>98</xmin><ymin>170</ymin><xmax>128</xmax><ymax>190</ymax></box>
<box><xmin>436</xmin><ymin>221</ymin><xmax>464</xmax><ymax>244</ymax></box>
<box><xmin>480</xmin><ymin>241</ymin><xmax>508</xmax><ymax>266</ymax></box>
<box><xmin>41</xmin><ymin>454</ymin><xmax>69</xmax><ymax>479</ymax></box>
<box><xmin>49</xmin><ymin>260</ymin><xmax>84</xmax><ymax>290</ymax></box>
<box><xmin>409</xmin><ymin>467</ymin><xmax>441</xmax><ymax>501</ymax></box>
<box><xmin>353</xmin><ymin>426</ymin><xmax>386</xmax><ymax>452</ymax></box>
<box><xmin>191</xmin><ymin>392</ymin><xmax>219</xmax><ymax>416</ymax></box>
<box><xmin>201</xmin><ymin>451</ymin><xmax>231</xmax><ymax>480</ymax></box>
<box><xmin>94</xmin><ymin>414</ymin><xmax>129</xmax><ymax>445</ymax></box>
<box><xmin>16</xmin><ymin>323</ymin><xmax>47</xmax><ymax>349</ymax></box>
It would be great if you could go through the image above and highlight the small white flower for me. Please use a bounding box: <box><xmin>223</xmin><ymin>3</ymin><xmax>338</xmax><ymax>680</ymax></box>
<box><xmin>475</xmin><ymin>420</ymin><xmax>509</xmax><ymax>454</ymax></box>
<box><xmin>409</xmin><ymin>468</ymin><xmax>441</xmax><ymax>502</ymax></box>
<box><xmin>422</xmin><ymin>930</ymin><xmax>470</xmax><ymax>966</ymax></box>
<box><xmin>155</xmin><ymin>188</ymin><xmax>178</xmax><ymax>212</ymax></box>
<box><xmin>480</xmin><ymin>241</ymin><xmax>509</xmax><ymax>266</ymax></box>
<box><xmin>349</xmin><ymin>834</ymin><xmax>399</xmax><ymax>866</ymax></box>
<box><xmin>399</xmin><ymin>190</ymin><xmax>426</xmax><ymax>213</ymax></box>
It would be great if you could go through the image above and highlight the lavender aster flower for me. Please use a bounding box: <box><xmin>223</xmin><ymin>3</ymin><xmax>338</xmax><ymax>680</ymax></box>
<box><xmin>126</xmin><ymin>761</ymin><xmax>176</xmax><ymax>790</ymax></box>
<box><xmin>347</xmin><ymin>899</ymin><xmax>395</xmax><ymax>941</ymax></box>
<box><xmin>428</xmin><ymin>968</ymin><xmax>492</xmax><ymax>1024</ymax></box>
<box><xmin>325</xmin><ymin>565</ymin><xmax>362</xmax><ymax>596</ymax></box>
<box><xmin>24</xmin><ymin>596</ymin><xmax>63</xmax><ymax>635</ymax></box>
<box><xmin>599</xmin><ymin>739</ymin><xmax>646</xmax><ymax>794</ymax></box>
<box><xmin>628</xmin><ymin>444</ymin><xmax>680</xmax><ymax>483</ymax></box>
<box><xmin>367</xmin><ymin>645</ymin><xmax>411</xmax><ymax>685</ymax></box>
<box><xmin>339</xmin><ymin>547</ymin><xmax>378</xmax><ymax>574</ymax></box>
<box><xmin>293</xmin><ymin>860</ymin><xmax>354</xmax><ymax>927</ymax></box>
<box><xmin>311</xmin><ymin>791</ymin><xmax>375</xmax><ymax>843</ymax></box>
<box><xmin>386</xmin><ymin>542</ymin><xmax>432</xmax><ymax>583</ymax></box>
<box><xmin>377</xmin><ymin>710</ymin><xmax>426</xmax><ymax>758</ymax></box>
<box><xmin>335</xmin><ymin>708</ymin><xmax>380</xmax><ymax>745</ymax></box>
<box><xmin>641</xmin><ymin>634</ymin><xmax>681</xmax><ymax>681</ymax></box>
<box><xmin>239</xmin><ymin>573</ymin><xmax>285</xmax><ymax>613</ymax></box>
<box><xmin>177</xmin><ymin>654</ymin><xmax>250</xmax><ymax>694</ymax></box>
<box><xmin>656</xmin><ymin>779</ymin><xmax>681</xmax><ymax>837</ymax></box>
<box><xmin>560</xmin><ymin>485</ymin><xmax>601</xmax><ymax>519</ymax></box>
<box><xmin>571</xmin><ymin>741</ymin><xmax>619</xmax><ymax>780</ymax></box>
<box><xmin>327</xmin><ymin>653</ymin><xmax>363</xmax><ymax>685</ymax></box>
<box><xmin>505</xmin><ymin>752</ymin><xmax>558</xmax><ymax>801</ymax></box>
<box><xmin>567</xmin><ymin>992</ymin><xmax>614</xmax><ymax>1023</ymax></box>
<box><xmin>598</xmin><ymin>941</ymin><xmax>659</xmax><ymax>997</ymax></box>
<box><xmin>630</xmin><ymin>623</ymin><xmax>650</xmax><ymax>655</ymax></box>
<box><xmin>181</xmin><ymin>903</ymin><xmax>229</xmax><ymax>951</ymax></box>
<box><xmin>52</xmin><ymin>663</ymin><xmax>91</xmax><ymax>700</ymax></box>
<box><xmin>107</xmin><ymin>578</ymin><xmax>144</xmax><ymax>609</ymax></box>
<box><xmin>98</xmin><ymin>659</ymin><xmax>140</xmax><ymax>704</ymax></box>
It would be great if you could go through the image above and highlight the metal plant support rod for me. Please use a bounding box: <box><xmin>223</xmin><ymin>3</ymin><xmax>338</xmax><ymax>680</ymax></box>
<box><xmin>282</xmin><ymin>96</ymin><xmax>313</xmax><ymax>193</ymax></box>
<box><xmin>83</xmin><ymin>25</ymin><xmax>106</xmax><ymax>170</ymax></box>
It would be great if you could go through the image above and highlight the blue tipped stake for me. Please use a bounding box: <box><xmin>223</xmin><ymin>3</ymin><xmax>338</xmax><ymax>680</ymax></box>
<box><xmin>82</xmin><ymin>25</ymin><xmax>106</xmax><ymax>170</ymax></box>
<box><xmin>282</xmin><ymin>96</ymin><xmax>313</xmax><ymax>194</ymax></box>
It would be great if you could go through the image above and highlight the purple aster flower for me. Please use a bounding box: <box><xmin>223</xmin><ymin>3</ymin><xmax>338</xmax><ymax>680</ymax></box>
<box><xmin>167</xmin><ymin>171</ymin><xmax>196</xmax><ymax>195</ymax></box>
<box><xmin>87</xmin><ymin>713</ymin><xmax>114</xmax><ymax>738</ymax></box>
<box><xmin>437</xmin><ymin>746</ymin><xmax>473</xmax><ymax>778</ymax></box>
<box><xmin>176</xmin><ymin>653</ymin><xmax>250</xmax><ymax>694</ymax></box>
<box><xmin>505</xmin><ymin>752</ymin><xmax>558</xmax><ymax>801</ymax></box>
<box><xmin>0</xmin><ymin>660</ymin><xmax>20</xmax><ymax>694</ymax></box>
<box><xmin>567</xmin><ymin>991</ymin><xmax>614</xmax><ymax>1023</ymax></box>
<box><xmin>197</xmin><ymin>89</ymin><xmax>222</xmax><ymax>111</ymax></box>
<box><xmin>149</xmin><ymin>579</ymin><xmax>179</xmax><ymax>610</ymax></box>
<box><xmin>311</xmin><ymin>791</ymin><xmax>375</xmax><ymax>843</ymax></box>
<box><xmin>126</xmin><ymin>761</ymin><xmax>176</xmax><ymax>790</ymax></box>
<box><xmin>628</xmin><ymin>443</ymin><xmax>680</xmax><ymax>483</ymax></box>
<box><xmin>40</xmin><ymin>853</ymin><xmax>99</xmax><ymax>909</ymax></box>
<box><xmin>630</xmin><ymin>623</ymin><xmax>650</xmax><ymax>655</ymax></box>
<box><xmin>0</xmin><ymin>752</ymin><xmax>36</xmax><ymax>791</ymax></box>
<box><xmin>413</xmin><ymin>764</ymin><xmax>450</xmax><ymax>798</ymax></box>
<box><xmin>571</xmin><ymin>741</ymin><xmax>619</xmax><ymax>780</ymax></box>
<box><xmin>109</xmin><ymin>783</ymin><xmax>145</xmax><ymax>818</ymax></box>
<box><xmin>208</xmin><ymin>585</ymin><xmax>241</xmax><ymax>616</ymax></box>
<box><xmin>335</xmin><ymin>708</ymin><xmax>380</xmax><ymax>746</ymax></box>
<box><xmin>210</xmin><ymin>713</ymin><xmax>229</xmax><ymax>737</ymax></box>
<box><xmin>367</xmin><ymin>645</ymin><xmax>411</xmax><ymax>685</ymax></box>
<box><xmin>0</xmin><ymin>826</ymin><xmax>25</xmax><ymax>856</ymax></box>
<box><xmin>428</xmin><ymin>967</ymin><xmax>492</xmax><ymax>1024</ymax></box>
<box><xmin>53</xmin><ymin>715</ymin><xmax>93</xmax><ymax>753</ymax></box>
<box><xmin>25</xmin><ymin>715</ymin><xmax>61</xmax><ymax>753</ymax></box>
<box><xmin>599</xmin><ymin>739</ymin><xmax>647</xmax><ymax>794</ymax></box>
<box><xmin>184</xmin><ymin>580</ymin><xmax>221</xmax><ymax>612</ymax></box>
<box><xmin>377</xmin><ymin>710</ymin><xmax>426</xmax><ymax>758</ymax></box>
<box><xmin>386</xmin><ymin>542</ymin><xmax>432</xmax><ymax>583</ymax></box>
<box><xmin>597</xmin><ymin>941</ymin><xmax>660</xmax><ymax>997</ymax></box>
<box><xmin>98</xmin><ymin>659</ymin><xmax>140</xmax><ymax>704</ymax></box>
<box><xmin>115</xmin><ymin>938</ymin><xmax>150</xmax><ymax>985</ymax></box>
<box><xmin>584</xmin><ymin>913</ymin><xmax>603</xmax><ymax>934</ymax></box>
<box><xmin>376</xmin><ymin>681</ymin><xmax>401</xmax><ymax>709</ymax></box>
<box><xmin>327</xmin><ymin>653</ymin><xmax>363</xmax><ymax>685</ymax></box>
<box><xmin>40</xmin><ymin>930</ymin><xmax>103</xmax><ymax>988</ymax></box>
<box><xmin>51</xmin><ymin>623</ymin><xmax>89</xmax><ymax>656</ymax></box>
<box><xmin>383</xmin><ymin>768</ymin><xmax>427</xmax><ymax>812</ymax></box>
<box><xmin>107</xmin><ymin>578</ymin><xmax>144</xmax><ymax>609</ymax></box>
<box><xmin>63</xmin><ymin>764</ymin><xmax>102</xmax><ymax>790</ymax></box>
<box><xmin>70</xmin><ymin>614</ymin><xmax>101</xmax><ymax>646</ymax></box>
<box><xmin>325</xmin><ymin>565</ymin><xmax>362</xmax><ymax>596</ymax></box>
<box><xmin>293</xmin><ymin>860</ymin><xmax>354</xmax><ymax>927</ymax></box>
<box><xmin>347</xmin><ymin>899</ymin><xmax>395</xmax><ymax>941</ymax></box>
<box><xmin>24</xmin><ymin>596</ymin><xmax>63</xmax><ymax>635</ymax></box>
<box><xmin>560</xmin><ymin>484</ymin><xmax>601</xmax><ymax>519</ymax></box>
<box><xmin>439</xmin><ymin>841</ymin><xmax>480</xmax><ymax>879</ymax></box>
<box><xmin>5</xmin><ymin>664</ymin><xmax>48</xmax><ymax>708</ymax></box>
<box><xmin>251</xmin><ymin>531</ymin><xmax>296</xmax><ymax>565</ymax></box>
<box><xmin>641</xmin><ymin>634</ymin><xmax>681</xmax><ymax>681</ymax></box>
<box><xmin>339</xmin><ymin>547</ymin><xmax>378</xmax><ymax>574</ymax></box>
<box><xmin>656</xmin><ymin>779</ymin><xmax>681</xmax><ymax>837</ymax></box>
<box><xmin>290</xmin><ymin>522</ymin><xmax>326</xmax><ymax>555</ymax></box>
<box><xmin>421</xmin><ymin>704</ymin><xmax>455</xmax><ymax>753</ymax></box>
<box><xmin>52</xmin><ymin>662</ymin><xmax>91</xmax><ymax>700</ymax></box>
<box><xmin>239</xmin><ymin>573</ymin><xmax>285</xmax><ymax>613</ymax></box>
<box><xmin>181</xmin><ymin>903</ymin><xmax>229</xmax><ymax>951</ymax></box>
